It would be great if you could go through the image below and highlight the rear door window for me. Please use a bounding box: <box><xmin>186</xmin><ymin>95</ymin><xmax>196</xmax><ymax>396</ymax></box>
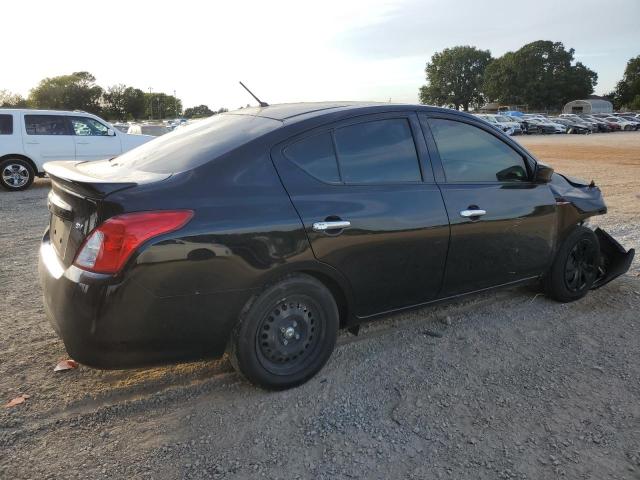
<box><xmin>427</xmin><ymin>118</ymin><xmax>529</xmax><ymax>183</ymax></box>
<box><xmin>25</xmin><ymin>115</ymin><xmax>71</xmax><ymax>135</ymax></box>
<box><xmin>333</xmin><ymin>119</ymin><xmax>421</xmax><ymax>184</ymax></box>
<box><xmin>283</xmin><ymin>132</ymin><xmax>340</xmax><ymax>183</ymax></box>
<box><xmin>0</xmin><ymin>114</ymin><xmax>13</xmax><ymax>134</ymax></box>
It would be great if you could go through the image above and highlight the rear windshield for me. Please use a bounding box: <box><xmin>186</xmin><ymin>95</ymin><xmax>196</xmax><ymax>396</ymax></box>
<box><xmin>110</xmin><ymin>114</ymin><xmax>280</xmax><ymax>174</ymax></box>
<box><xmin>0</xmin><ymin>114</ymin><xmax>13</xmax><ymax>134</ymax></box>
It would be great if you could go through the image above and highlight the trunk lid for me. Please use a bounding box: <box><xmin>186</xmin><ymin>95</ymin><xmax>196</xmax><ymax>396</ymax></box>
<box><xmin>44</xmin><ymin>160</ymin><xmax>170</xmax><ymax>267</ymax></box>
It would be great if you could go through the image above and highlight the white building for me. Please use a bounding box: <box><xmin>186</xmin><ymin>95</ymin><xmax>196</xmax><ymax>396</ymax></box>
<box><xmin>563</xmin><ymin>99</ymin><xmax>613</xmax><ymax>114</ymax></box>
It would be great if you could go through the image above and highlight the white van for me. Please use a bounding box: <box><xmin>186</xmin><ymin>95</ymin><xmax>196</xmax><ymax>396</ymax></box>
<box><xmin>0</xmin><ymin>109</ymin><xmax>154</xmax><ymax>191</ymax></box>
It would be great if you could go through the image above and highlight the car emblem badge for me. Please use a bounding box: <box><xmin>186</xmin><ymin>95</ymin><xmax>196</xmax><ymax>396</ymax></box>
<box><xmin>75</xmin><ymin>222</ymin><xmax>84</xmax><ymax>231</ymax></box>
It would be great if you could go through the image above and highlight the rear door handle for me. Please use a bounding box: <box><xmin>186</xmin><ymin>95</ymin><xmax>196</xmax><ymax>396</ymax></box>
<box><xmin>312</xmin><ymin>220</ymin><xmax>351</xmax><ymax>232</ymax></box>
<box><xmin>460</xmin><ymin>209</ymin><xmax>487</xmax><ymax>218</ymax></box>
<box><xmin>76</xmin><ymin>141</ymin><xmax>90</xmax><ymax>145</ymax></box>
<box><xmin>25</xmin><ymin>141</ymin><xmax>39</xmax><ymax>144</ymax></box>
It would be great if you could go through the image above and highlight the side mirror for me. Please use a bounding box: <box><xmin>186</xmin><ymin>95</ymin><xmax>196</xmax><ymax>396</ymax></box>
<box><xmin>534</xmin><ymin>162</ymin><xmax>554</xmax><ymax>183</ymax></box>
<box><xmin>107</xmin><ymin>128</ymin><xmax>116</xmax><ymax>136</ymax></box>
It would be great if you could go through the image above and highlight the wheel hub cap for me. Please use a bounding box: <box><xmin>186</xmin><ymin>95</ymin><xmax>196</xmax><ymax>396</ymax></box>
<box><xmin>2</xmin><ymin>164</ymin><xmax>29</xmax><ymax>188</ymax></box>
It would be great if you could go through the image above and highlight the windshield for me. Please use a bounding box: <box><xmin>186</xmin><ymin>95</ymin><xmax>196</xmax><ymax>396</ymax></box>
<box><xmin>109</xmin><ymin>114</ymin><xmax>281</xmax><ymax>174</ymax></box>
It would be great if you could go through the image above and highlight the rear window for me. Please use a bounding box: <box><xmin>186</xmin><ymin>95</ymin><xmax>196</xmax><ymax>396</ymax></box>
<box><xmin>283</xmin><ymin>132</ymin><xmax>340</xmax><ymax>183</ymax></box>
<box><xmin>0</xmin><ymin>114</ymin><xmax>12</xmax><ymax>134</ymax></box>
<box><xmin>110</xmin><ymin>114</ymin><xmax>280</xmax><ymax>174</ymax></box>
<box><xmin>25</xmin><ymin>115</ymin><xmax>70</xmax><ymax>135</ymax></box>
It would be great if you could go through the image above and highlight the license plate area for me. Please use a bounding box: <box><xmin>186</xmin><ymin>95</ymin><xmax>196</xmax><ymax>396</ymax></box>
<box><xmin>50</xmin><ymin>214</ymin><xmax>71</xmax><ymax>259</ymax></box>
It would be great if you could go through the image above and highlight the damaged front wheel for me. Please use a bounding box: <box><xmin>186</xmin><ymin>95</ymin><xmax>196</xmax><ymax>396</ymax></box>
<box><xmin>543</xmin><ymin>226</ymin><xmax>599</xmax><ymax>302</ymax></box>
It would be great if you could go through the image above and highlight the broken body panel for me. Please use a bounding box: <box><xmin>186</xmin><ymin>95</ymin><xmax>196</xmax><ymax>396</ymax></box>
<box><xmin>549</xmin><ymin>172</ymin><xmax>635</xmax><ymax>289</ymax></box>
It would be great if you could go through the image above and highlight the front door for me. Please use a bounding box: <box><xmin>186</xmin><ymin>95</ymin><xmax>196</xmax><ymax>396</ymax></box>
<box><xmin>22</xmin><ymin>114</ymin><xmax>76</xmax><ymax>165</ymax></box>
<box><xmin>69</xmin><ymin>116</ymin><xmax>122</xmax><ymax>161</ymax></box>
<box><xmin>420</xmin><ymin>114</ymin><xmax>557</xmax><ymax>296</ymax></box>
<box><xmin>273</xmin><ymin>112</ymin><xmax>450</xmax><ymax>317</ymax></box>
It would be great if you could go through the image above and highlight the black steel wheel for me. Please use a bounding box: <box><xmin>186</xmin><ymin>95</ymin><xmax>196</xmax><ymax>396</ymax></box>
<box><xmin>229</xmin><ymin>274</ymin><xmax>339</xmax><ymax>389</ymax></box>
<box><xmin>543</xmin><ymin>226</ymin><xmax>599</xmax><ymax>302</ymax></box>
<box><xmin>255</xmin><ymin>296</ymin><xmax>323</xmax><ymax>376</ymax></box>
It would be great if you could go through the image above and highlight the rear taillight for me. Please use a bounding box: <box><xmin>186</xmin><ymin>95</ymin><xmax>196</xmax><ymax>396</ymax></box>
<box><xmin>74</xmin><ymin>210</ymin><xmax>193</xmax><ymax>274</ymax></box>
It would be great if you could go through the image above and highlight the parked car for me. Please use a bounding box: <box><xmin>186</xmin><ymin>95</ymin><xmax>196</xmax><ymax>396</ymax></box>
<box><xmin>502</xmin><ymin>115</ymin><xmax>529</xmax><ymax>134</ymax></box>
<box><xmin>127</xmin><ymin>124</ymin><xmax>172</xmax><ymax>136</ymax></box>
<box><xmin>551</xmin><ymin>117</ymin><xmax>591</xmax><ymax>134</ymax></box>
<box><xmin>493</xmin><ymin>114</ymin><xmax>523</xmax><ymax>135</ymax></box>
<box><xmin>38</xmin><ymin>103</ymin><xmax>634</xmax><ymax>389</ymax></box>
<box><xmin>560</xmin><ymin>114</ymin><xmax>597</xmax><ymax>133</ymax></box>
<box><xmin>592</xmin><ymin>115</ymin><xmax>623</xmax><ymax>131</ymax></box>
<box><xmin>617</xmin><ymin>115</ymin><xmax>640</xmax><ymax>130</ymax></box>
<box><xmin>523</xmin><ymin>117</ymin><xmax>566</xmax><ymax>134</ymax></box>
<box><xmin>603</xmin><ymin>116</ymin><xmax>638</xmax><ymax>131</ymax></box>
<box><xmin>0</xmin><ymin>109</ymin><xmax>153</xmax><ymax>191</ymax></box>
<box><xmin>474</xmin><ymin>114</ymin><xmax>515</xmax><ymax>135</ymax></box>
<box><xmin>579</xmin><ymin>115</ymin><xmax>612</xmax><ymax>133</ymax></box>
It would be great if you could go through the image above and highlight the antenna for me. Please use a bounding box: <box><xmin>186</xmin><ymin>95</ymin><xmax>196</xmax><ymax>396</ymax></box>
<box><xmin>239</xmin><ymin>81</ymin><xmax>269</xmax><ymax>107</ymax></box>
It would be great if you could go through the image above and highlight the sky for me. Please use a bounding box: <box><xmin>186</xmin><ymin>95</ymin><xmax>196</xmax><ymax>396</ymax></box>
<box><xmin>2</xmin><ymin>0</ymin><xmax>639</xmax><ymax>110</ymax></box>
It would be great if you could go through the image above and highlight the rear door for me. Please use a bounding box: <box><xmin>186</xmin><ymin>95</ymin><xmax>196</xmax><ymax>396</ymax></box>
<box><xmin>272</xmin><ymin>112</ymin><xmax>450</xmax><ymax>317</ymax></box>
<box><xmin>69</xmin><ymin>116</ymin><xmax>122</xmax><ymax>161</ymax></box>
<box><xmin>22</xmin><ymin>114</ymin><xmax>76</xmax><ymax>166</ymax></box>
<box><xmin>420</xmin><ymin>113</ymin><xmax>557</xmax><ymax>296</ymax></box>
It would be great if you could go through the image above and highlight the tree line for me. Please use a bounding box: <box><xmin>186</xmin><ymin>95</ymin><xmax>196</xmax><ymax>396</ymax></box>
<box><xmin>0</xmin><ymin>72</ymin><xmax>224</xmax><ymax>120</ymax></box>
<box><xmin>419</xmin><ymin>40</ymin><xmax>640</xmax><ymax>111</ymax></box>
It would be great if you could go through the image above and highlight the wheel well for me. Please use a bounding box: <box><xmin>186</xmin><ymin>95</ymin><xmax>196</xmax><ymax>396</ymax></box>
<box><xmin>301</xmin><ymin>270</ymin><xmax>350</xmax><ymax>328</ymax></box>
<box><xmin>0</xmin><ymin>154</ymin><xmax>39</xmax><ymax>175</ymax></box>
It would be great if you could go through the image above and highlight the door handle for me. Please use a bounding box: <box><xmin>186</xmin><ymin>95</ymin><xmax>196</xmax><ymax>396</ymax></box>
<box><xmin>312</xmin><ymin>220</ymin><xmax>351</xmax><ymax>232</ymax></box>
<box><xmin>76</xmin><ymin>141</ymin><xmax>90</xmax><ymax>145</ymax></box>
<box><xmin>460</xmin><ymin>209</ymin><xmax>487</xmax><ymax>218</ymax></box>
<box><xmin>25</xmin><ymin>141</ymin><xmax>39</xmax><ymax>144</ymax></box>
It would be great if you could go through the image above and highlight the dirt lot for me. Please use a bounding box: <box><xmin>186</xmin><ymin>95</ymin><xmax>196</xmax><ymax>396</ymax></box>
<box><xmin>1</xmin><ymin>132</ymin><xmax>639</xmax><ymax>479</ymax></box>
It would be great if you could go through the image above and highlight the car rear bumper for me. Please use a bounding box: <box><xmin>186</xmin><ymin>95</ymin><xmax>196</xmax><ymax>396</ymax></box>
<box><xmin>39</xmin><ymin>233</ymin><xmax>250</xmax><ymax>369</ymax></box>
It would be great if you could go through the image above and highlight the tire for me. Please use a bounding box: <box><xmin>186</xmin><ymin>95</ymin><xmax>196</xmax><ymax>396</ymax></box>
<box><xmin>229</xmin><ymin>274</ymin><xmax>339</xmax><ymax>390</ymax></box>
<box><xmin>543</xmin><ymin>226</ymin><xmax>600</xmax><ymax>303</ymax></box>
<box><xmin>0</xmin><ymin>158</ymin><xmax>35</xmax><ymax>191</ymax></box>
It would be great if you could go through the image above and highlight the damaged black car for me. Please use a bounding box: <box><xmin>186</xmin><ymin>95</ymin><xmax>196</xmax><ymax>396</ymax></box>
<box><xmin>39</xmin><ymin>103</ymin><xmax>635</xmax><ymax>389</ymax></box>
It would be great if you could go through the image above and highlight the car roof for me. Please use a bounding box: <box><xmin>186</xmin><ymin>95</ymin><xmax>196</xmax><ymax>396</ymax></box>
<box><xmin>0</xmin><ymin>108</ymin><xmax>98</xmax><ymax>117</ymax></box>
<box><xmin>227</xmin><ymin>101</ymin><xmax>455</xmax><ymax>123</ymax></box>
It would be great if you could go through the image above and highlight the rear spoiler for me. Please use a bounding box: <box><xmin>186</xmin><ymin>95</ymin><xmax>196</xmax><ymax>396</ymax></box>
<box><xmin>44</xmin><ymin>160</ymin><xmax>169</xmax><ymax>198</ymax></box>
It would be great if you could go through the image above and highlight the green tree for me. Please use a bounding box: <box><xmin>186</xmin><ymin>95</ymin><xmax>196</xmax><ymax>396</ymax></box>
<box><xmin>102</xmin><ymin>85</ymin><xmax>146</xmax><ymax>120</ymax></box>
<box><xmin>0</xmin><ymin>90</ymin><xmax>29</xmax><ymax>107</ymax></box>
<box><xmin>184</xmin><ymin>104</ymin><xmax>214</xmax><ymax>118</ymax></box>
<box><xmin>483</xmin><ymin>41</ymin><xmax>597</xmax><ymax>110</ymax></box>
<box><xmin>419</xmin><ymin>46</ymin><xmax>492</xmax><ymax>111</ymax></box>
<box><xmin>29</xmin><ymin>72</ymin><xmax>103</xmax><ymax>113</ymax></box>
<box><xmin>612</xmin><ymin>55</ymin><xmax>640</xmax><ymax>109</ymax></box>
<box><xmin>145</xmin><ymin>93</ymin><xmax>182</xmax><ymax>119</ymax></box>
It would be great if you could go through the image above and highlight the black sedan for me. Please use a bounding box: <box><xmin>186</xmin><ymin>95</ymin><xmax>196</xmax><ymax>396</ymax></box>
<box><xmin>39</xmin><ymin>103</ymin><xmax>634</xmax><ymax>389</ymax></box>
<box><xmin>551</xmin><ymin>118</ymin><xmax>591</xmax><ymax>134</ymax></box>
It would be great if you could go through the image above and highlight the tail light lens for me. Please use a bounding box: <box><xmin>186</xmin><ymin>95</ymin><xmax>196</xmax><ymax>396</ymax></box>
<box><xmin>74</xmin><ymin>210</ymin><xmax>193</xmax><ymax>274</ymax></box>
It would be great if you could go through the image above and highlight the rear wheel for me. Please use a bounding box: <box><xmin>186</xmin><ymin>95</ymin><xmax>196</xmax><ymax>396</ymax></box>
<box><xmin>229</xmin><ymin>274</ymin><xmax>339</xmax><ymax>389</ymax></box>
<box><xmin>543</xmin><ymin>226</ymin><xmax>599</xmax><ymax>302</ymax></box>
<box><xmin>0</xmin><ymin>158</ymin><xmax>35</xmax><ymax>191</ymax></box>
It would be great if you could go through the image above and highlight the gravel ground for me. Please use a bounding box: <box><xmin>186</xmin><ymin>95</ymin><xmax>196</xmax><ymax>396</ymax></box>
<box><xmin>1</xmin><ymin>132</ymin><xmax>639</xmax><ymax>479</ymax></box>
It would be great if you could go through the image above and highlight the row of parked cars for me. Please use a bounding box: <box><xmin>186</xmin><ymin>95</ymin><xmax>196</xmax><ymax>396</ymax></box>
<box><xmin>112</xmin><ymin>118</ymin><xmax>189</xmax><ymax>137</ymax></box>
<box><xmin>475</xmin><ymin>112</ymin><xmax>640</xmax><ymax>135</ymax></box>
